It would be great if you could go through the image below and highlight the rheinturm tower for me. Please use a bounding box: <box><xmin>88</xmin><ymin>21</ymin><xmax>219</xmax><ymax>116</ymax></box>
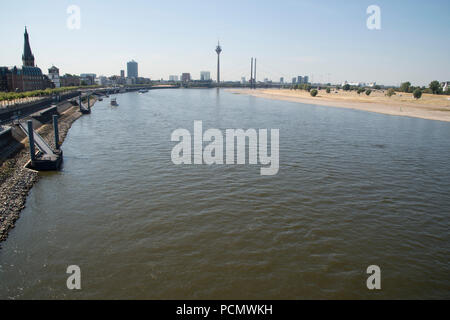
<box><xmin>22</xmin><ymin>27</ymin><xmax>35</xmax><ymax>67</ymax></box>
<box><xmin>215</xmin><ymin>41</ymin><xmax>222</xmax><ymax>85</ymax></box>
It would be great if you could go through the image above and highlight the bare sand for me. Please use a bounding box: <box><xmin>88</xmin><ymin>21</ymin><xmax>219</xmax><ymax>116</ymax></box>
<box><xmin>228</xmin><ymin>88</ymin><xmax>450</xmax><ymax>122</ymax></box>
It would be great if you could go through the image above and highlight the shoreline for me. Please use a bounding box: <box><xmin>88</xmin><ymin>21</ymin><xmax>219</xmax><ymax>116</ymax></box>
<box><xmin>228</xmin><ymin>88</ymin><xmax>450</xmax><ymax>122</ymax></box>
<box><xmin>0</xmin><ymin>97</ymin><xmax>97</xmax><ymax>245</ymax></box>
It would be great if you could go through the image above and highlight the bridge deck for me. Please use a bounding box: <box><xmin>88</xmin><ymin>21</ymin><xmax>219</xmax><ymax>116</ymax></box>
<box><xmin>18</xmin><ymin>121</ymin><xmax>55</xmax><ymax>156</ymax></box>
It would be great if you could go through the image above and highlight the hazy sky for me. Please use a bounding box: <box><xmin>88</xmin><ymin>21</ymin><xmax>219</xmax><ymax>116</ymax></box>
<box><xmin>1</xmin><ymin>0</ymin><xmax>449</xmax><ymax>86</ymax></box>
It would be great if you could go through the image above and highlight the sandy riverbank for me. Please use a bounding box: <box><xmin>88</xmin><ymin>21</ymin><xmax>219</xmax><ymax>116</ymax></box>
<box><xmin>229</xmin><ymin>88</ymin><xmax>450</xmax><ymax>122</ymax></box>
<box><xmin>0</xmin><ymin>97</ymin><xmax>96</xmax><ymax>244</ymax></box>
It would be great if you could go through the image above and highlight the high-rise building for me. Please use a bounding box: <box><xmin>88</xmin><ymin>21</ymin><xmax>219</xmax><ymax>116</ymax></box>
<box><xmin>292</xmin><ymin>77</ymin><xmax>296</xmax><ymax>84</ymax></box>
<box><xmin>280</xmin><ymin>77</ymin><xmax>284</xmax><ymax>84</ymax></box>
<box><xmin>297</xmin><ymin>76</ymin><xmax>303</xmax><ymax>84</ymax></box>
<box><xmin>127</xmin><ymin>60</ymin><xmax>138</xmax><ymax>78</ymax></box>
<box><xmin>241</xmin><ymin>77</ymin><xmax>246</xmax><ymax>84</ymax></box>
<box><xmin>120</xmin><ymin>70</ymin><xmax>125</xmax><ymax>78</ymax></box>
<box><xmin>181</xmin><ymin>73</ymin><xmax>191</xmax><ymax>82</ymax></box>
<box><xmin>169</xmin><ymin>75</ymin><xmax>178</xmax><ymax>81</ymax></box>
<box><xmin>200</xmin><ymin>71</ymin><xmax>211</xmax><ymax>81</ymax></box>
<box><xmin>303</xmin><ymin>76</ymin><xmax>309</xmax><ymax>84</ymax></box>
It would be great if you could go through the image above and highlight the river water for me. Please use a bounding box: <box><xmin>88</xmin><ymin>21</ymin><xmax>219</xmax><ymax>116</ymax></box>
<box><xmin>0</xmin><ymin>89</ymin><xmax>449</xmax><ymax>299</ymax></box>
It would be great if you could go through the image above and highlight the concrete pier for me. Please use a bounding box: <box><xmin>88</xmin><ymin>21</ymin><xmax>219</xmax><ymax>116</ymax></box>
<box><xmin>20</xmin><ymin>120</ymin><xmax>62</xmax><ymax>170</ymax></box>
<box><xmin>79</xmin><ymin>94</ymin><xmax>91</xmax><ymax>114</ymax></box>
<box><xmin>27</xmin><ymin>120</ymin><xmax>35</xmax><ymax>162</ymax></box>
<box><xmin>53</xmin><ymin>115</ymin><xmax>59</xmax><ymax>150</ymax></box>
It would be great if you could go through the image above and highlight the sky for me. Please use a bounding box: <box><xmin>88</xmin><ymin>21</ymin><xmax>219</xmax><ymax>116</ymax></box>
<box><xmin>0</xmin><ymin>0</ymin><xmax>449</xmax><ymax>86</ymax></box>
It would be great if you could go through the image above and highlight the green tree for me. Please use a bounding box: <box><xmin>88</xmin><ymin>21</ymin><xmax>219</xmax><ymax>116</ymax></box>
<box><xmin>386</xmin><ymin>88</ymin><xmax>396</xmax><ymax>97</ymax></box>
<box><xmin>366</xmin><ymin>89</ymin><xmax>372</xmax><ymax>96</ymax></box>
<box><xmin>400</xmin><ymin>82</ymin><xmax>411</xmax><ymax>93</ymax></box>
<box><xmin>343</xmin><ymin>84</ymin><xmax>350</xmax><ymax>91</ymax></box>
<box><xmin>357</xmin><ymin>88</ymin><xmax>366</xmax><ymax>94</ymax></box>
<box><xmin>413</xmin><ymin>89</ymin><xmax>422</xmax><ymax>99</ymax></box>
<box><xmin>310</xmin><ymin>89</ymin><xmax>318</xmax><ymax>97</ymax></box>
<box><xmin>326</xmin><ymin>87</ymin><xmax>331</xmax><ymax>94</ymax></box>
<box><xmin>429</xmin><ymin>81</ymin><xmax>442</xmax><ymax>94</ymax></box>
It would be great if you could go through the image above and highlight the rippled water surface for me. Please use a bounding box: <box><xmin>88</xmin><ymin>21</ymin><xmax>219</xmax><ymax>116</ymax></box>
<box><xmin>0</xmin><ymin>89</ymin><xmax>449</xmax><ymax>299</ymax></box>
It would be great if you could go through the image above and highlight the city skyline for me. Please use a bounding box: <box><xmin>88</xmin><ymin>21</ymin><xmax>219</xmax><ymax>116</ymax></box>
<box><xmin>0</xmin><ymin>0</ymin><xmax>449</xmax><ymax>86</ymax></box>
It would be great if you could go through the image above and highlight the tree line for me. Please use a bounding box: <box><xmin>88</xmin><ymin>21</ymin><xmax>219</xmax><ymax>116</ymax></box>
<box><xmin>399</xmin><ymin>81</ymin><xmax>449</xmax><ymax>95</ymax></box>
<box><xmin>0</xmin><ymin>85</ymin><xmax>100</xmax><ymax>103</ymax></box>
<box><xmin>286</xmin><ymin>80</ymin><xmax>448</xmax><ymax>100</ymax></box>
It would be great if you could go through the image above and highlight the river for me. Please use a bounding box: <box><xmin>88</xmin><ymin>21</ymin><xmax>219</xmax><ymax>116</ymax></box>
<box><xmin>0</xmin><ymin>89</ymin><xmax>449</xmax><ymax>299</ymax></box>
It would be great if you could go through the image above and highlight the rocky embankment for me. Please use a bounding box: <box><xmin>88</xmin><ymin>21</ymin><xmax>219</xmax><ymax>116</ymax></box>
<box><xmin>0</xmin><ymin>98</ymin><xmax>96</xmax><ymax>244</ymax></box>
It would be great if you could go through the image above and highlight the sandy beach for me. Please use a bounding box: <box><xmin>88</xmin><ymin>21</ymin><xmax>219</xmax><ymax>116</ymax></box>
<box><xmin>229</xmin><ymin>88</ymin><xmax>450</xmax><ymax>122</ymax></box>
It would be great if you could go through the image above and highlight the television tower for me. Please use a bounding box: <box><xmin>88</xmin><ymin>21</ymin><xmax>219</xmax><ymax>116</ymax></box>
<box><xmin>215</xmin><ymin>41</ymin><xmax>222</xmax><ymax>86</ymax></box>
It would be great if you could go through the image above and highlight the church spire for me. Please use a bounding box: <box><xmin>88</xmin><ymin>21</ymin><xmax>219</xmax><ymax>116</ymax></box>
<box><xmin>22</xmin><ymin>26</ymin><xmax>35</xmax><ymax>67</ymax></box>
